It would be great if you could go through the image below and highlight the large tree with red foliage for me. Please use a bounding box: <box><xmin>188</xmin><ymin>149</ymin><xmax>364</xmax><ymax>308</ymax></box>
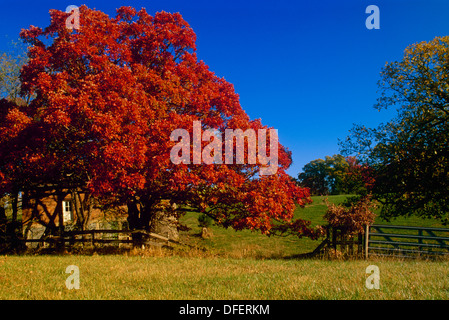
<box><xmin>0</xmin><ymin>6</ymin><xmax>320</xmax><ymax>239</ymax></box>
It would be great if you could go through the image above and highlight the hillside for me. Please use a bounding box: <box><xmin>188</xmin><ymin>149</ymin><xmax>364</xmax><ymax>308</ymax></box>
<box><xmin>178</xmin><ymin>195</ymin><xmax>448</xmax><ymax>259</ymax></box>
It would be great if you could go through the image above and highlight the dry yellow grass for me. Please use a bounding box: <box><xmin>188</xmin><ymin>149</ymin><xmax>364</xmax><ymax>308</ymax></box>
<box><xmin>1</xmin><ymin>253</ymin><xmax>448</xmax><ymax>300</ymax></box>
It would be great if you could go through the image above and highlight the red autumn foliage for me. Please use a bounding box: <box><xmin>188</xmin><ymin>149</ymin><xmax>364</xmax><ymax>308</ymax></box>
<box><xmin>0</xmin><ymin>6</ymin><xmax>321</xmax><ymax>238</ymax></box>
<box><xmin>343</xmin><ymin>156</ymin><xmax>376</xmax><ymax>194</ymax></box>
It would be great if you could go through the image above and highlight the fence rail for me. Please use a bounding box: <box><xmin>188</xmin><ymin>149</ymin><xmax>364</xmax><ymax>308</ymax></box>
<box><xmin>308</xmin><ymin>224</ymin><xmax>449</xmax><ymax>259</ymax></box>
<box><xmin>9</xmin><ymin>229</ymin><xmax>190</xmax><ymax>251</ymax></box>
<box><xmin>367</xmin><ymin>224</ymin><xmax>449</xmax><ymax>258</ymax></box>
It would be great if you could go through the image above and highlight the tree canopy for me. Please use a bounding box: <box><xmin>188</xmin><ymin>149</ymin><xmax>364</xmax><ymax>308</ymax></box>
<box><xmin>341</xmin><ymin>36</ymin><xmax>449</xmax><ymax>223</ymax></box>
<box><xmin>0</xmin><ymin>6</ymin><xmax>321</xmax><ymax>239</ymax></box>
<box><xmin>296</xmin><ymin>154</ymin><xmax>369</xmax><ymax>196</ymax></box>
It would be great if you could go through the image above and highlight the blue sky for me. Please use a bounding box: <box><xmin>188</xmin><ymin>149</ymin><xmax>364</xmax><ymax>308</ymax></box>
<box><xmin>1</xmin><ymin>0</ymin><xmax>449</xmax><ymax>177</ymax></box>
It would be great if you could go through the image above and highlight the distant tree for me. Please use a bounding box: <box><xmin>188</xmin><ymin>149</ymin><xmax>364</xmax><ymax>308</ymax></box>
<box><xmin>327</xmin><ymin>154</ymin><xmax>350</xmax><ymax>194</ymax></box>
<box><xmin>297</xmin><ymin>155</ymin><xmax>349</xmax><ymax>195</ymax></box>
<box><xmin>340</xmin><ymin>156</ymin><xmax>375</xmax><ymax>196</ymax></box>
<box><xmin>0</xmin><ymin>40</ymin><xmax>29</xmax><ymax>102</ymax></box>
<box><xmin>341</xmin><ymin>36</ymin><xmax>449</xmax><ymax>223</ymax></box>
<box><xmin>298</xmin><ymin>159</ymin><xmax>329</xmax><ymax>195</ymax></box>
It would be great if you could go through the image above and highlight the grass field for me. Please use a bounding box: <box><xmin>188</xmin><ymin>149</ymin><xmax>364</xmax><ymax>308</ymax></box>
<box><xmin>178</xmin><ymin>195</ymin><xmax>345</xmax><ymax>258</ymax></box>
<box><xmin>178</xmin><ymin>195</ymin><xmax>448</xmax><ymax>259</ymax></box>
<box><xmin>1</xmin><ymin>195</ymin><xmax>449</xmax><ymax>300</ymax></box>
<box><xmin>1</xmin><ymin>255</ymin><xmax>448</xmax><ymax>299</ymax></box>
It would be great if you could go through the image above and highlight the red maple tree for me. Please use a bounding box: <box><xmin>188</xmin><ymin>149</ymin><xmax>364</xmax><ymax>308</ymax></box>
<box><xmin>0</xmin><ymin>6</ymin><xmax>321</xmax><ymax>239</ymax></box>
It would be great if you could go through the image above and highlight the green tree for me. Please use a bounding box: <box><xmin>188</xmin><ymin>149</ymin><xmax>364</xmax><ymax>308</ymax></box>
<box><xmin>341</xmin><ymin>36</ymin><xmax>449</xmax><ymax>223</ymax></box>
<box><xmin>297</xmin><ymin>155</ymin><xmax>349</xmax><ymax>195</ymax></box>
<box><xmin>327</xmin><ymin>154</ymin><xmax>350</xmax><ymax>194</ymax></box>
<box><xmin>298</xmin><ymin>159</ymin><xmax>329</xmax><ymax>195</ymax></box>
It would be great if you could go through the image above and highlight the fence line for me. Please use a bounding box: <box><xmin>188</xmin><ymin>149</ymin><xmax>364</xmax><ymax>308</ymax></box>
<box><xmin>17</xmin><ymin>229</ymin><xmax>191</xmax><ymax>250</ymax></box>
<box><xmin>366</xmin><ymin>224</ymin><xmax>449</xmax><ymax>258</ymax></box>
<box><xmin>309</xmin><ymin>224</ymin><xmax>449</xmax><ymax>259</ymax></box>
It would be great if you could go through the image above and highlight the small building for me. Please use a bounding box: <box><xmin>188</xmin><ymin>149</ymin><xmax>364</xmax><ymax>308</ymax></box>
<box><xmin>20</xmin><ymin>188</ymin><xmax>179</xmax><ymax>246</ymax></box>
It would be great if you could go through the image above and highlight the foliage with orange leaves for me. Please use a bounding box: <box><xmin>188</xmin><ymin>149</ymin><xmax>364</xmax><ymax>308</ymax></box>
<box><xmin>0</xmin><ymin>6</ymin><xmax>321</xmax><ymax>239</ymax></box>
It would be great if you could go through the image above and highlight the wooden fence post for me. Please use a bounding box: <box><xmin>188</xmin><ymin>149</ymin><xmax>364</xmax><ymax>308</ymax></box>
<box><xmin>332</xmin><ymin>227</ymin><xmax>337</xmax><ymax>251</ymax></box>
<box><xmin>357</xmin><ymin>233</ymin><xmax>362</xmax><ymax>256</ymax></box>
<box><xmin>91</xmin><ymin>230</ymin><xmax>95</xmax><ymax>247</ymax></box>
<box><xmin>364</xmin><ymin>224</ymin><xmax>370</xmax><ymax>259</ymax></box>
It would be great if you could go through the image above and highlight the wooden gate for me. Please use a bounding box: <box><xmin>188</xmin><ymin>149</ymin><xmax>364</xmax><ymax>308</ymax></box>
<box><xmin>366</xmin><ymin>224</ymin><xmax>449</xmax><ymax>258</ymax></box>
<box><xmin>308</xmin><ymin>226</ymin><xmax>365</xmax><ymax>258</ymax></box>
<box><xmin>310</xmin><ymin>224</ymin><xmax>449</xmax><ymax>259</ymax></box>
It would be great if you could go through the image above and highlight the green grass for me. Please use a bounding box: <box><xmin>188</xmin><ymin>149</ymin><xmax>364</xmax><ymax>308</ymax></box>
<box><xmin>178</xmin><ymin>195</ymin><xmax>449</xmax><ymax>259</ymax></box>
<box><xmin>179</xmin><ymin>195</ymin><xmax>345</xmax><ymax>258</ymax></box>
<box><xmin>2</xmin><ymin>194</ymin><xmax>448</xmax><ymax>300</ymax></box>
<box><xmin>1</xmin><ymin>254</ymin><xmax>449</xmax><ymax>299</ymax></box>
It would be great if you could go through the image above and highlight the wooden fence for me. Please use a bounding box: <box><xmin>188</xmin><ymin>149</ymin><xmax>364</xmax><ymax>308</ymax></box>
<box><xmin>366</xmin><ymin>224</ymin><xmax>449</xmax><ymax>258</ymax></box>
<box><xmin>328</xmin><ymin>226</ymin><xmax>364</xmax><ymax>256</ymax></box>
<box><xmin>308</xmin><ymin>226</ymin><xmax>365</xmax><ymax>258</ymax></box>
<box><xmin>19</xmin><ymin>229</ymin><xmax>188</xmax><ymax>250</ymax></box>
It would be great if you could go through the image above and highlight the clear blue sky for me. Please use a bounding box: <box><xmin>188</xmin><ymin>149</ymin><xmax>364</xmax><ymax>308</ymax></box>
<box><xmin>1</xmin><ymin>0</ymin><xmax>449</xmax><ymax>177</ymax></box>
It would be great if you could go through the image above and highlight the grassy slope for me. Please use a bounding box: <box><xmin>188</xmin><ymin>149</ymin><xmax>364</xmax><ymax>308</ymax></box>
<box><xmin>187</xmin><ymin>195</ymin><xmax>352</xmax><ymax>258</ymax></box>
<box><xmin>179</xmin><ymin>195</ymin><xmax>448</xmax><ymax>258</ymax></box>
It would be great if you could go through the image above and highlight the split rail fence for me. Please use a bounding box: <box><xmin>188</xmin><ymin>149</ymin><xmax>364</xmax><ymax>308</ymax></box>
<box><xmin>1</xmin><ymin>229</ymin><xmax>188</xmax><ymax>252</ymax></box>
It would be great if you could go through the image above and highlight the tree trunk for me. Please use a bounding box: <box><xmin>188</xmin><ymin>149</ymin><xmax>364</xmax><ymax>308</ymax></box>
<box><xmin>11</xmin><ymin>191</ymin><xmax>18</xmax><ymax>224</ymax></box>
<box><xmin>84</xmin><ymin>194</ymin><xmax>92</xmax><ymax>231</ymax></box>
<box><xmin>72</xmin><ymin>190</ymin><xmax>81</xmax><ymax>229</ymax></box>
<box><xmin>72</xmin><ymin>190</ymin><xmax>92</xmax><ymax>231</ymax></box>
<box><xmin>127</xmin><ymin>200</ymin><xmax>157</xmax><ymax>248</ymax></box>
<box><xmin>127</xmin><ymin>201</ymin><xmax>140</xmax><ymax>230</ymax></box>
<box><xmin>140</xmin><ymin>203</ymin><xmax>154</xmax><ymax>232</ymax></box>
<box><xmin>55</xmin><ymin>191</ymin><xmax>65</xmax><ymax>252</ymax></box>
